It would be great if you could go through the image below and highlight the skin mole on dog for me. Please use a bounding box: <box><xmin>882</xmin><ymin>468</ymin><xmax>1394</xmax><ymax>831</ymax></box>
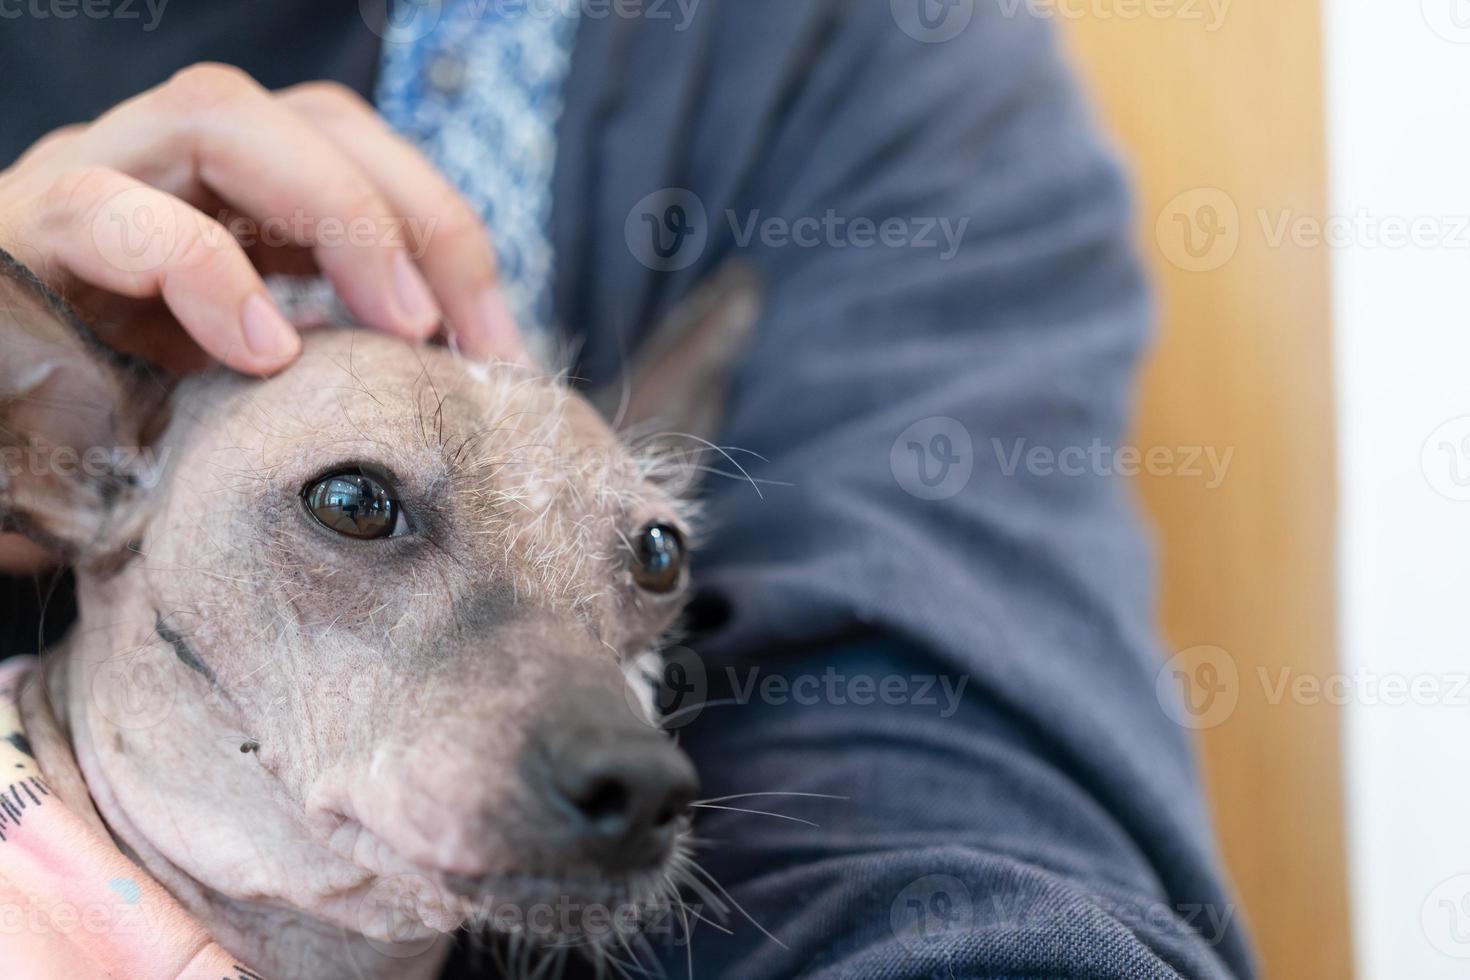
<box><xmin>0</xmin><ymin>258</ymin><xmax>760</xmax><ymax>980</ymax></box>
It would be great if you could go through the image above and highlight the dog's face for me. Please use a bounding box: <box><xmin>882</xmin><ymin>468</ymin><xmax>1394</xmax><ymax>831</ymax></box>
<box><xmin>100</xmin><ymin>329</ymin><xmax>697</xmax><ymax>944</ymax></box>
<box><xmin>0</xmin><ymin>261</ymin><xmax>761</xmax><ymax>959</ymax></box>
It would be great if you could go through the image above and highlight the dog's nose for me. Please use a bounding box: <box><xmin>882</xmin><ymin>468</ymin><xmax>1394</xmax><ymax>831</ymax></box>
<box><xmin>524</xmin><ymin>686</ymin><xmax>698</xmax><ymax>872</ymax></box>
<box><xmin>549</xmin><ymin>736</ymin><xmax>698</xmax><ymax>867</ymax></box>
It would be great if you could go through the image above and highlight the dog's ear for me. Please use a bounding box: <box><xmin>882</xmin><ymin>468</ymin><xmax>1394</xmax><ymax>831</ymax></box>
<box><xmin>592</xmin><ymin>262</ymin><xmax>762</xmax><ymax>446</ymax></box>
<box><xmin>0</xmin><ymin>253</ymin><xmax>168</xmax><ymax>564</ymax></box>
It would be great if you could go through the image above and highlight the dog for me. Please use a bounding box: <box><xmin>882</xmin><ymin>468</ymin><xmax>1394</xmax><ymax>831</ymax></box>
<box><xmin>0</xmin><ymin>253</ymin><xmax>758</xmax><ymax>980</ymax></box>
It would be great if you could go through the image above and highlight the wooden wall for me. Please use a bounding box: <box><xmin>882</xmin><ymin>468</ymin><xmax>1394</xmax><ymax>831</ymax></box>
<box><xmin>1058</xmin><ymin>4</ymin><xmax>1350</xmax><ymax>978</ymax></box>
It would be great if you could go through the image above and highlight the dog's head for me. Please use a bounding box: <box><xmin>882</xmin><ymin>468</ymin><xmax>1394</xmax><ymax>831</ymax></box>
<box><xmin>0</xmin><ymin>258</ymin><xmax>757</xmax><ymax>959</ymax></box>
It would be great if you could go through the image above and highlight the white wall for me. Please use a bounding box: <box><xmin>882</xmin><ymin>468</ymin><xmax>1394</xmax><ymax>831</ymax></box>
<box><xmin>1326</xmin><ymin>1</ymin><xmax>1470</xmax><ymax>976</ymax></box>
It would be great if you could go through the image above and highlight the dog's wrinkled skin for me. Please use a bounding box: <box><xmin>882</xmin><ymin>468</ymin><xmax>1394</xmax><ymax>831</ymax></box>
<box><xmin>0</xmin><ymin>261</ymin><xmax>758</xmax><ymax>980</ymax></box>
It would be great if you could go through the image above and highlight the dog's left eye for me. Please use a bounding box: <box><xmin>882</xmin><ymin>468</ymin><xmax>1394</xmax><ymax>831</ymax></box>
<box><xmin>302</xmin><ymin>469</ymin><xmax>409</xmax><ymax>541</ymax></box>
<box><xmin>631</xmin><ymin>522</ymin><xmax>686</xmax><ymax>593</ymax></box>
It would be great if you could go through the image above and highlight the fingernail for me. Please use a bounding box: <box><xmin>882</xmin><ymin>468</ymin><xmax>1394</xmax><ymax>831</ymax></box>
<box><xmin>393</xmin><ymin>252</ymin><xmax>442</xmax><ymax>335</ymax></box>
<box><xmin>470</xmin><ymin>287</ymin><xmax>526</xmax><ymax>364</ymax></box>
<box><xmin>242</xmin><ymin>293</ymin><xmax>301</xmax><ymax>361</ymax></box>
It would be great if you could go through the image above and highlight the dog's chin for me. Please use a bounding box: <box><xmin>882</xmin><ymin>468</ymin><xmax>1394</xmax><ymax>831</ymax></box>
<box><xmin>330</xmin><ymin>807</ymin><xmax>692</xmax><ymax>950</ymax></box>
<box><xmin>355</xmin><ymin>846</ymin><xmax>689</xmax><ymax>951</ymax></box>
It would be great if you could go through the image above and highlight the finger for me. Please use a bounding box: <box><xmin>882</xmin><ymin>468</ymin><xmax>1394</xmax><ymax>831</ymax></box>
<box><xmin>68</xmin><ymin>64</ymin><xmax>443</xmax><ymax>342</ymax></box>
<box><xmin>0</xmin><ymin>533</ymin><xmax>55</xmax><ymax>575</ymax></box>
<box><xmin>10</xmin><ymin>123</ymin><xmax>85</xmax><ymax>172</ymax></box>
<box><xmin>24</xmin><ymin>166</ymin><xmax>300</xmax><ymax>374</ymax></box>
<box><xmin>279</xmin><ymin>81</ymin><xmax>526</xmax><ymax>364</ymax></box>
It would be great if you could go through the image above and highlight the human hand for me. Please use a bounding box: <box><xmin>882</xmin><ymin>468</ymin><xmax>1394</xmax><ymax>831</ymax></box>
<box><xmin>0</xmin><ymin>63</ymin><xmax>522</xmax><ymax>374</ymax></box>
<box><xmin>0</xmin><ymin>64</ymin><xmax>523</xmax><ymax>573</ymax></box>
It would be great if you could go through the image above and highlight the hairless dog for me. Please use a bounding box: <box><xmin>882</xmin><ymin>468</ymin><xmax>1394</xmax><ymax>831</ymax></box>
<box><xmin>0</xmin><ymin>253</ymin><xmax>758</xmax><ymax>980</ymax></box>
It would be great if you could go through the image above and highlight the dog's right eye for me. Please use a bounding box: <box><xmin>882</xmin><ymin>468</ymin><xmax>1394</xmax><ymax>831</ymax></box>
<box><xmin>302</xmin><ymin>469</ymin><xmax>408</xmax><ymax>541</ymax></box>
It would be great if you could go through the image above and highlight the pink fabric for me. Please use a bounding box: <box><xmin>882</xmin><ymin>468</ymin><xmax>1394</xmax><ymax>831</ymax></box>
<box><xmin>0</xmin><ymin>657</ymin><xmax>261</xmax><ymax>980</ymax></box>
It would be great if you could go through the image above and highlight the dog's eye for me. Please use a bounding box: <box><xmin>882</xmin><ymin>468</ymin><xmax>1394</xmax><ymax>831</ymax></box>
<box><xmin>631</xmin><ymin>523</ymin><xmax>685</xmax><ymax>593</ymax></box>
<box><xmin>302</xmin><ymin>469</ymin><xmax>408</xmax><ymax>541</ymax></box>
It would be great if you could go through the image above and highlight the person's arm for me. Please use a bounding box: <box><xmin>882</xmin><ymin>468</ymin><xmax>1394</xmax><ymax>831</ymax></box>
<box><xmin>587</xmin><ymin>2</ymin><xmax>1251</xmax><ymax>976</ymax></box>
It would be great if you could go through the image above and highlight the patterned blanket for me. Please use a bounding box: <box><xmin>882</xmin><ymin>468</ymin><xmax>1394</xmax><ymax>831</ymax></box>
<box><xmin>0</xmin><ymin>656</ymin><xmax>259</xmax><ymax>980</ymax></box>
